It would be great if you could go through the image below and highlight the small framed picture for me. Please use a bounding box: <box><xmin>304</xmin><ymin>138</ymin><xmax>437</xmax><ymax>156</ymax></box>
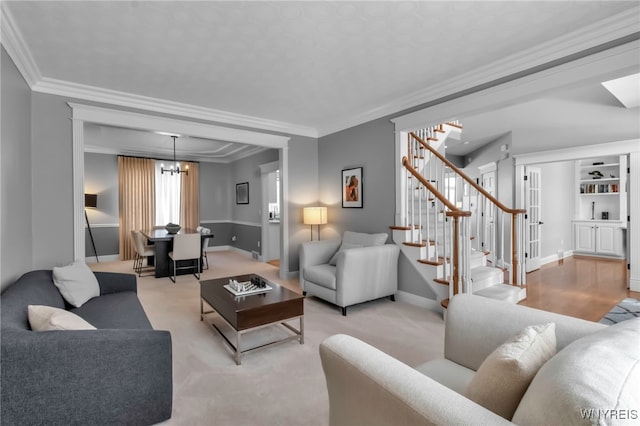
<box><xmin>236</xmin><ymin>182</ymin><xmax>249</xmax><ymax>204</ymax></box>
<box><xmin>342</xmin><ymin>167</ymin><xmax>363</xmax><ymax>208</ymax></box>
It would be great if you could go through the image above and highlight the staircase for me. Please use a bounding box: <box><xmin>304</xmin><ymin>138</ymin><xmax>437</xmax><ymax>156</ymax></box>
<box><xmin>391</xmin><ymin>123</ymin><xmax>527</xmax><ymax>310</ymax></box>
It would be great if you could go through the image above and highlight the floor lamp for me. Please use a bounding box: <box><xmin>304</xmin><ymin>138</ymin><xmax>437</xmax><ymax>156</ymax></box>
<box><xmin>303</xmin><ymin>207</ymin><xmax>328</xmax><ymax>241</ymax></box>
<box><xmin>85</xmin><ymin>193</ymin><xmax>99</xmax><ymax>263</ymax></box>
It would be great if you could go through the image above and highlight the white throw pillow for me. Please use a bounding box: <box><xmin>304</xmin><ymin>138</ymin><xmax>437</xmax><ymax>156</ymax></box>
<box><xmin>329</xmin><ymin>242</ymin><xmax>363</xmax><ymax>266</ymax></box>
<box><xmin>465</xmin><ymin>322</ymin><xmax>556</xmax><ymax>420</ymax></box>
<box><xmin>512</xmin><ymin>317</ymin><xmax>640</xmax><ymax>425</ymax></box>
<box><xmin>52</xmin><ymin>260</ymin><xmax>100</xmax><ymax>308</ymax></box>
<box><xmin>342</xmin><ymin>231</ymin><xmax>387</xmax><ymax>247</ymax></box>
<box><xmin>28</xmin><ymin>305</ymin><xmax>96</xmax><ymax>331</ymax></box>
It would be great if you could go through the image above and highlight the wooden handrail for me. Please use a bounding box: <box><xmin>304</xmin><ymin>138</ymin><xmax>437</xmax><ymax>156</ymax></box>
<box><xmin>409</xmin><ymin>132</ymin><xmax>526</xmax><ymax>215</ymax></box>
<box><xmin>402</xmin><ymin>157</ymin><xmax>467</xmax><ymax>214</ymax></box>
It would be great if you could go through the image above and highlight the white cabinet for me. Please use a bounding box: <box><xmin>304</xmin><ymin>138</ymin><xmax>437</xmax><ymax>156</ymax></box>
<box><xmin>573</xmin><ymin>221</ymin><xmax>624</xmax><ymax>257</ymax></box>
<box><xmin>574</xmin><ymin>222</ymin><xmax>595</xmax><ymax>252</ymax></box>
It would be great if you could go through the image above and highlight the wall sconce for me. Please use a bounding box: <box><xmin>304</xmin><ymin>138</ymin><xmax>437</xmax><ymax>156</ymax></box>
<box><xmin>84</xmin><ymin>193</ymin><xmax>99</xmax><ymax>263</ymax></box>
<box><xmin>303</xmin><ymin>207</ymin><xmax>327</xmax><ymax>241</ymax></box>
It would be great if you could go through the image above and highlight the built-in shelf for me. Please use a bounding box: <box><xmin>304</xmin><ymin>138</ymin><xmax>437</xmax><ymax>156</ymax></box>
<box><xmin>576</xmin><ymin>155</ymin><xmax>626</xmax><ymax>219</ymax></box>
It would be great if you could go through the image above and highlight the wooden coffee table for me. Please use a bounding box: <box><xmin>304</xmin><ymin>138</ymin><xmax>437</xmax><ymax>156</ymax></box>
<box><xmin>200</xmin><ymin>274</ymin><xmax>304</xmax><ymax>365</ymax></box>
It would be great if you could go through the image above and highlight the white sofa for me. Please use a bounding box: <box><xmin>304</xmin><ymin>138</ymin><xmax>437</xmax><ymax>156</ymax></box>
<box><xmin>320</xmin><ymin>294</ymin><xmax>640</xmax><ymax>425</ymax></box>
<box><xmin>299</xmin><ymin>231</ymin><xmax>399</xmax><ymax>315</ymax></box>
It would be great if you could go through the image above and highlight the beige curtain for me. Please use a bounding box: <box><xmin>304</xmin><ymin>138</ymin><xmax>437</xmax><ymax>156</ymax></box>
<box><xmin>118</xmin><ymin>156</ymin><xmax>156</xmax><ymax>260</ymax></box>
<box><xmin>180</xmin><ymin>161</ymin><xmax>200</xmax><ymax>230</ymax></box>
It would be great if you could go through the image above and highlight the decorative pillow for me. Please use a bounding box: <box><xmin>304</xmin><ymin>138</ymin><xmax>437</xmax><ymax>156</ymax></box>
<box><xmin>465</xmin><ymin>322</ymin><xmax>556</xmax><ymax>420</ymax></box>
<box><xmin>52</xmin><ymin>260</ymin><xmax>100</xmax><ymax>308</ymax></box>
<box><xmin>512</xmin><ymin>317</ymin><xmax>640</xmax><ymax>425</ymax></box>
<box><xmin>342</xmin><ymin>231</ymin><xmax>387</xmax><ymax>247</ymax></box>
<box><xmin>28</xmin><ymin>305</ymin><xmax>96</xmax><ymax>331</ymax></box>
<box><xmin>329</xmin><ymin>242</ymin><xmax>363</xmax><ymax>266</ymax></box>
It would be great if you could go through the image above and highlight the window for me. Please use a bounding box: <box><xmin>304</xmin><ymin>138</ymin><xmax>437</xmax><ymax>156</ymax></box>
<box><xmin>155</xmin><ymin>161</ymin><xmax>181</xmax><ymax>225</ymax></box>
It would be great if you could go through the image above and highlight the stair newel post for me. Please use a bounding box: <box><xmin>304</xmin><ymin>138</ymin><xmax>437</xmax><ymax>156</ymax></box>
<box><xmin>452</xmin><ymin>213</ymin><xmax>460</xmax><ymax>296</ymax></box>
<box><xmin>404</xmin><ymin>135</ymin><xmax>409</xmax><ymax>228</ymax></box>
<box><xmin>463</xmin><ymin>214</ymin><xmax>471</xmax><ymax>293</ymax></box>
<box><xmin>475</xmin><ymin>189</ymin><xmax>481</xmax><ymax>253</ymax></box>
<box><xmin>409</xmin><ymin>137</ymin><xmax>415</xmax><ymax>241</ymax></box>
<box><xmin>511</xmin><ymin>211</ymin><xmax>519</xmax><ymax>285</ymax></box>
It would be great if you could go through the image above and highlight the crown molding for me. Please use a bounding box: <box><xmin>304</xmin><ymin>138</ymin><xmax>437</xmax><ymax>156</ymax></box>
<box><xmin>0</xmin><ymin>2</ymin><xmax>41</xmax><ymax>86</ymax></box>
<box><xmin>37</xmin><ymin>78</ymin><xmax>318</xmax><ymax>138</ymax></box>
<box><xmin>317</xmin><ymin>7</ymin><xmax>640</xmax><ymax>137</ymax></box>
<box><xmin>3</xmin><ymin>1</ymin><xmax>638</xmax><ymax>140</ymax></box>
<box><xmin>68</xmin><ymin>103</ymin><xmax>290</xmax><ymax>149</ymax></box>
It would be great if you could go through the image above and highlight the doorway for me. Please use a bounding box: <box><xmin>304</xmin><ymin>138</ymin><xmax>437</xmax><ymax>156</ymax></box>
<box><xmin>260</xmin><ymin>161</ymin><xmax>280</xmax><ymax>267</ymax></box>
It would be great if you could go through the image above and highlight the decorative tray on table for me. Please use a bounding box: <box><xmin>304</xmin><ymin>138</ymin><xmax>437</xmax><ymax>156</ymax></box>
<box><xmin>224</xmin><ymin>278</ymin><xmax>272</xmax><ymax>296</ymax></box>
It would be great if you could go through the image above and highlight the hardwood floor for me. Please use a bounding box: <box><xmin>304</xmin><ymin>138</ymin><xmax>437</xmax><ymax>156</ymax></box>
<box><xmin>519</xmin><ymin>255</ymin><xmax>639</xmax><ymax>322</ymax></box>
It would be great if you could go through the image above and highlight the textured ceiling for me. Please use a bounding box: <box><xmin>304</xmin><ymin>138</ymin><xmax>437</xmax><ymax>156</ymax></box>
<box><xmin>83</xmin><ymin>124</ymin><xmax>268</xmax><ymax>163</ymax></box>
<box><xmin>5</xmin><ymin>0</ymin><xmax>638</xmax><ymax>136</ymax></box>
<box><xmin>3</xmin><ymin>1</ymin><xmax>639</xmax><ymax>161</ymax></box>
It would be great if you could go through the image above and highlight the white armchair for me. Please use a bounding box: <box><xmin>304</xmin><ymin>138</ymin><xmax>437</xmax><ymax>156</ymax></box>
<box><xmin>299</xmin><ymin>231</ymin><xmax>400</xmax><ymax>315</ymax></box>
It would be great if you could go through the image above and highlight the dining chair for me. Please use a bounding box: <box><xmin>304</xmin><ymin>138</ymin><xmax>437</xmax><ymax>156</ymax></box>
<box><xmin>168</xmin><ymin>233</ymin><xmax>201</xmax><ymax>283</ymax></box>
<box><xmin>130</xmin><ymin>230</ymin><xmax>140</xmax><ymax>272</ymax></box>
<box><xmin>198</xmin><ymin>226</ymin><xmax>212</xmax><ymax>270</ymax></box>
<box><xmin>133</xmin><ymin>230</ymin><xmax>156</xmax><ymax>277</ymax></box>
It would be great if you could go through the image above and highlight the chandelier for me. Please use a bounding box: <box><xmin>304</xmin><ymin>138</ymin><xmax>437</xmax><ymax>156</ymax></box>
<box><xmin>161</xmin><ymin>135</ymin><xmax>188</xmax><ymax>176</ymax></box>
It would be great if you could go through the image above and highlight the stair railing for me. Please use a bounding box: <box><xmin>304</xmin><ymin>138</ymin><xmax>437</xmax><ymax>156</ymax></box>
<box><xmin>402</xmin><ymin>156</ymin><xmax>471</xmax><ymax>298</ymax></box>
<box><xmin>409</xmin><ymin>131</ymin><xmax>527</xmax><ymax>286</ymax></box>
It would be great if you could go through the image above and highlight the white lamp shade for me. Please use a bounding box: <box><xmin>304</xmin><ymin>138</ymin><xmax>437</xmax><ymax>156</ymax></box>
<box><xmin>303</xmin><ymin>207</ymin><xmax>328</xmax><ymax>225</ymax></box>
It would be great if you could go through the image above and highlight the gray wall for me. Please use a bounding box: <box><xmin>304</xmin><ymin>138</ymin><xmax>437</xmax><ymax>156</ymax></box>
<box><xmin>83</xmin><ymin>149</ymin><xmax>282</xmax><ymax>257</ymax></box>
<box><xmin>31</xmin><ymin>92</ymin><xmax>75</xmax><ymax>269</ymax></box>
<box><xmin>285</xmin><ymin>135</ymin><xmax>319</xmax><ymax>272</ymax></box>
<box><xmin>318</xmin><ymin>118</ymin><xmax>396</xmax><ymax>239</ymax></box>
<box><xmin>228</xmin><ymin>149</ymin><xmax>278</xmax><ymax>254</ymax></box>
<box><xmin>200</xmin><ymin>161</ymin><xmax>232</xmax><ymax>221</ymax></box>
<box><xmin>1</xmin><ymin>47</ymin><xmax>33</xmax><ymax>291</ymax></box>
<box><xmin>463</xmin><ymin>133</ymin><xmax>514</xmax><ymax>265</ymax></box>
<box><xmin>230</xmin><ymin>149</ymin><xmax>278</xmax><ymax>224</ymax></box>
<box><xmin>84</xmin><ymin>152</ymin><xmax>119</xmax><ymax>257</ymax></box>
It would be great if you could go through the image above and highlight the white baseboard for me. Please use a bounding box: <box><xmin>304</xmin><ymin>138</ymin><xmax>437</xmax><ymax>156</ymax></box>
<box><xmin>396</xmin><ymin>290</ymin><xmax>441</xmax><ymax>314</ymax></box>
<box><xmin>540</xmin><ymin>250</ymin><xmax>574</xmax><ymax>266</ymax></box>
<box><xmin>283</xmin><ymin>270</ymin><xmax>299</xmax><ymax>280</ymax></box>
<box><xmin>206</xmin><ymin>245</ymin><xmax>252</xmax><ymax>257</ymax></box>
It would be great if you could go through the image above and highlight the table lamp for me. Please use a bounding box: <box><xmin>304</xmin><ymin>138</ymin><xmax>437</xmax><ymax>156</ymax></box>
<box><xmin>303</xmin><ymin>207</ymin><xmax>327</xmax><ymax>241</ymax></box>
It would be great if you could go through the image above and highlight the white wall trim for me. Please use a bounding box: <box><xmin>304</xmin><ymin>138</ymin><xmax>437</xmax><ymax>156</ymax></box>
<box><xmin>396</xmin><ymin>291</ymin><xmax>442</xmax><ymax>314</ymax></box>
<box><xmin>324</xmin><ymin>8</ymin><xmax>640</xmax><ymax>137</ymax></box>
<box><xmin>260</xmin><ymin>160</ymin><xmax>280</xmax><ymax>268</ymax></box>
<box><xmin>84</xmin><ymin>223</ymin><xmax>119</xmax><ymax>228</ymax></box>
<box><xmin>0</xmin><ymin>3</ymin><xmax>41</xmax><ymax>87</ymax></box>
<box><xmin>199</xmin><ymin>219</ymin><xmax>262</xmax><ymax>227</ymax></box>
<box><xmin>540</xmin><ymin>250</ymin><xmax>574</xmax><ymax>266</ymax></box>
<box><xmin>390</xmin><ymin>39</ymin><xmax>640</xmax><ymax>132</ymax></box>
<box><xmin>514</xmin><ymin>139</ymin><xmax>640</xmax><ymax>165</ymax></box>
<box><xmin>85</xmin><ymin>254</ymin><xmax>119</xmax><ymax>264</ymax></box>
<box><xmin>478</xmin><ymin>162</ymin><xmax>497</xmax><ymax>174</ymax></box>
<box><xmin>68</xmin><ymin>103</ymin><xmax>290</xmax><ymax>149</ymax></box>
<box><xmin>31</xmin><ymin>78</ymin><xmax>318</xmax><ymax>138</ymax></box>
<box><xmin>4</xmin><ymin>0</ymin><xmax>637</xmax><ymax>139</ymax></box>
<box><xmin>72</xmin><ymin>118</ymin><xmax>85</xmax><ymax>261</ymax></box>
<box><xmin>70</xmin><ymin>104</ymin><xmax>289</xmax><ymax>266</ymax></box>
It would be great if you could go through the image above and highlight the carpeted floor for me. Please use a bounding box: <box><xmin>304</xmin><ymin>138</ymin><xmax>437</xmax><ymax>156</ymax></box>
<box><xmin>90</xmin><ymin>251</ymin><xmax>445</xmax><ymax>425</ymax></box>
<box><xmin>599</xmin><ymin>297</ymin><xmax>640</xmax><ymax>325</ymax></box>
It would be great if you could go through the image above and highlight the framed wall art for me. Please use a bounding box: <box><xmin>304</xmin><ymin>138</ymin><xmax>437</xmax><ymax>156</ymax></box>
<box><xmin>342</xmin><ymin>167</ymin><xmax>363</xmax><ymax>208</ymax></box>
<box><xmin>236</xmin><ymin>182</ymin><xmax>249</xmax><ymax>204</ymax></box>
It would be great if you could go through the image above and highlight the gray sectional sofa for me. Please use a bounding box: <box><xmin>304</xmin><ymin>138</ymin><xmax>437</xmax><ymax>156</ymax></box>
<box><xmin>1</xmin><ymin>269</ymin><xmax>173</xmax><ymax>425</ymax></box>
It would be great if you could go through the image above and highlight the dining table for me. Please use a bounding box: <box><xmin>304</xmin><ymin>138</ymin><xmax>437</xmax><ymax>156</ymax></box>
<box><xmin>141</xmin><ymin>228</ymin><xmax>213</xmax><ymax>278</ymax></box>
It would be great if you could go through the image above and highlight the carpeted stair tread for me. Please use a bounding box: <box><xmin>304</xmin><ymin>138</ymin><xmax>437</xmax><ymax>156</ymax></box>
<box><xmin>469</xmin><ymin>266</ymin><xmax>503</xmax><ymax>292</ymax></box>
<box><xmin>473</xmin><ymin>283</ymin><xmax>520</xmax><ymax>303</ymax></box>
